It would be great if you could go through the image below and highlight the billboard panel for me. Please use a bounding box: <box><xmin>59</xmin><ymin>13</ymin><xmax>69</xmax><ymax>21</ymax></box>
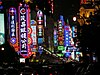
<box><xmin>19</xmin><ymin>3</ymin><xmax>32</xmax><ymax>58</ymax></box>
<box><xmin>38</xmin><ymin>38</ymin><xmax>43</xmax><ymax>44</ymax></box>
<box><xmin>31</xmin><ymin>25</ymin><xmax>37</xmax><ymax>45</ymax></box>
<box><xmin>19</xmin><ymin>5</ymin><xmax>28</xmax><ymax>54</ymax></box>
<box><xmin>9</xmin><ymin>7</ymin><xmax>17</xmax><ymax>44</ymax></box>
<box><xmin>0</xmin><ymin>13</ymin><xmax>5</xmax><ymax>45</ymax></box>
<box><xmin>54</xmin><ymin>28</ymin><xmax>58</xmax><ymax>46</ymax></box>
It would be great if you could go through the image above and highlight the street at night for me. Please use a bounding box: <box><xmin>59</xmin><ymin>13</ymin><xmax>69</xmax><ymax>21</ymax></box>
<box><xmin>0</xmin><ymin>0</ymin><xmax>100</xmax><ymax>75</ymax></box>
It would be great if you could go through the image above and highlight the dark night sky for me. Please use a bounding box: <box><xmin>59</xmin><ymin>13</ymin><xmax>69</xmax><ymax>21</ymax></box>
<box><xmin>2</xmin><ymin>0</ymin><xmax>80</xmax><ymax>21</ymax></box>
<box><xmin>53</xmin><ymin>0</ymin><xmax>80</xmax><ymax>21</ymax></box>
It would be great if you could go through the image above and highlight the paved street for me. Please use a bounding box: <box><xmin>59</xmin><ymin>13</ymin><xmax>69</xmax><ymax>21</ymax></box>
<box><xmin>0</xmin><ymin>62</ymin><xmax>100</xmax><ymax>75</ymax></box>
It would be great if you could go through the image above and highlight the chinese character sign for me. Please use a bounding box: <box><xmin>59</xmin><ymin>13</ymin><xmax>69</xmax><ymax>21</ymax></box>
<box><xmin>9</xmin><ymin>7</ymin><xmax>17</xmax><ymax>44</ymax></box>
<box><xmin>19</xmin><ymin>3</ymin><xmax>32</xmax><ymax>58</ymax></box>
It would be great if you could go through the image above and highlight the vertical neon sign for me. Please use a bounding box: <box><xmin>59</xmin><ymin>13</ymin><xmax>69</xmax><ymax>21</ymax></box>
<box><xmin>37</xmin><ymin>10</ymin><xmax>44</xmax><ymax>44</ymax></box>
<box><xmin>8</xmin><ymin>7</ymin><xmax>19</xmax><ymax>51</ymax></box>
<box><xmin>64</xmin><ymin>26</ymin><xmax>70</xmax><ymax>47</ymax></box>
<box><xmin>9</xmin><ymin>7</ymin><xmax>19</xmax><ymax>51</ymax></box>
<box><xmin>19</xmin><ymin>3</ymin><xmax>32</xmax><ymax>58</ymax></box>
<box><xmin>9</xmin><ymin>7</ymin><xmax>17</xmax><ymax>44</ymax></box>
<box><xmin>36</xmin><ymin>10</ymin><xmax>44</xmax><ymax>54</ymax></box>
<box><xmin>58</xmin><ymin>21</ymin><xmax>64</xmax><ymax>46</ymax></box>
<box><xmin>30</xmin><ymin>20</ymin><xmax>37</xmax><ymax>53</ymax></box>
<box><xmin>54</xmin><ymin>28</ymin><xmax>58</xmax><ymax>46</ymax></box>
<box><xmin>57</xmin><ymin>20</ymin><xmax>64</xmax><ymax>51</ymax></box>
<box><xmin>72</xmin><ymin>26</ymin><xmax>77</xmax><ymax>38</ymax></box>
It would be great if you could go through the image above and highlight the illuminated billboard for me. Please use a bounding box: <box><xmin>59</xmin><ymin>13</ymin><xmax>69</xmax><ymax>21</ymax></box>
<box><xmin>57</xmin><ymin>20</ymin><xmax>64</xmax><ymax>47</ymax></box>
<box><xmin>30</xmin><ymin>20</ymin><xmax>37</xmax><ymax>52</ymax></box>
<box><xmin>8</xmin><ymin>7</ymin><xmax>19</xmax><ymax>51</ymax></box>
<box><xmin>19</xmin><ymin>4</ymin><xmax>28</xmax><ymax>55</ymax></box>
<box><xmin>54</xmin><ymin>28</ymin><xmax>58</xmax><ymax>46</ymax></box>
<box><xmin>9</xmin><ymin>7</ymin><xmax>17</xmax><ymax>44</ymax></box>
<box><xmin>37</xmin><ymin>10</ymin><xmax>43</xmax><ymax>25</ymax></box>
<box><xmin>38</xmin><ymin>25</ymin><xmax>43</xmax><ymax>37</ymax></box>
<box><xmin>19</xmin><ymin>3</ymin><xmax>32</xmax><ymax>58</ymax></box>
<box><xmin>72</xmin><ymin>26</ymin><xmax>77</xmax><ymax>38</ymax></box>
<box><xmin>0</xmin><ymin>13</ymin><xmax>5</xmax><ymax>45</ymax></box>
<box><xmin>31</xmin><ymin>25</ymin><xmax>37</xmax><ymax>45</ymax></box>
<box><xmin>36</xmin><ymin>9</ymin><xmax>44</xmax><ymax>53</ymax></box>
<box><xmin>64</xmin><ymin>25</ymin><xmax>73</xmax><ymax>47</ymax></box>
<box><xmin>38</xmin><ymin>38</ymin><xmax>43</xmax><ymax>44</ymax></box>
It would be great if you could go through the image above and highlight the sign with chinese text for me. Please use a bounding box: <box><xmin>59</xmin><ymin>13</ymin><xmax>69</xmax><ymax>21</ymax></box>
<box><xmin>9</xmin><ymin>7</ymin><xmax>17</xmax><ymax>44</ymax></box>
<box><xmin>19</xmin><ymin>3</ymin><xmax>32</xmax><ymax>58</ymax></box>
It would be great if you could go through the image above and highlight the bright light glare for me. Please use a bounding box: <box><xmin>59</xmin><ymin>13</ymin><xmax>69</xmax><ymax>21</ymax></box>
<box><xmin>73</xmin><ymin>17</ymin><xmax>77</xmax><ymax>21</ymax></box>
<box><xmin>1</xmin><ymin>47</ymin><xmax>4</xmax><ymax>50</ymax></box>
<box><xmin>20</xmin><ymin>73</ymin><xmax>22</xmax><ymax>75</ymax></box>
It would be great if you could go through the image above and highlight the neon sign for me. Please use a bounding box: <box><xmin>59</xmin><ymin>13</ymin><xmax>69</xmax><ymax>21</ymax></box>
<box><xmin>64</xmin><ymin>26</ymin><xmax>71</xmax><ymax>47</ymax></box>
<box><xmin>58</xmin><ymin>20</ymin><xmax>64</xmax><ymax>46</ymax></box>
<box><xmin>0</xmin><ymin>0</ymin><xmax>3</xmax><ymax>12</ymax></box>
<box><xmin>19</xmin><ymin>5</ymin><xmax>28</xmax><ymax>54</ymax></box>
<box><xmin>37</xmin><ymin>10</ymin><xmax>43</xmax><ymax>25</ymax></box>
<box><xmin>9</xmin><ymin>7</ymin><xmax>17</xmax><ymax>44</ymax></box>
<box><xmin>54</xmin><ymin>28</ymin><xmax>58</xmax><ymax>46</ymax></box>
<box><xmin>30</xmin><ymin>20</ymin><xmax>37</xmax><ymax>52</ymax></box>
<box><xmin>19</xmin><ymin>3</ymin><xmax>32</xmax><ymax>58</ymax></box>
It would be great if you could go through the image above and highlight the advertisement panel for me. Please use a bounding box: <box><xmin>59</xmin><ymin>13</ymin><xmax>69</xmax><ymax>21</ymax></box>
<box><xmin>58</xmin><ymin>20</ymin><xmax>64</xmax><ymax>46</ymax></box>
<box><xmin>72</xmin><ymin>26</ymin><xmax>77</xmax><ymax>38</ymax></box>
<box><xmin>54</xmin><ymin>28</ymin><xmax>58</xmax><ymax>46</ymax></box>
<box><xmin>31</xmin><ymin>25</ymin><xmax>37</xmax><ymax>45</ymax></box>
<box><xmin>38</xmin><ymin>25</ymin><xmax>43</xmax><ymax>37</ymax></box>
<box><xmin>19</xmin><ymin>5</ymin><xmax>28</xmax><ymax>54</ymax></box>
<box><xmin>8</xmin><ymin>7</ymin><xmax>19</xmax><ymax>51</ymax></box>
<box><xmin>19</xmin><ymin>3</ymin><xmax>32</xmax><ymax>58</ymax></box>
<box><xmin>38</xmin><ymin>38</ymin><xmax>43</xmax><ymax>44</ymax></box>
<box><xmin>30</xmin><ymin>20</ymin><xmax>37</xmax><ymax>52</ymax></box>
<box><xmin>9</xmin><ymin>7</ymin><xmax>17</xmax><ymax>44</ymax></box>
<box><xmin>37</xmin><ymin>10</ymin><xmax>43</xmax><ymax>25</ymax></box>
<box><xmin>64</xmin><ymin>25</ymin><xmax>71</xmax><ymax>47</ymax></box>
<box><xmin>0</xmin><ymin>13</ymin><xmax>5</xmax><ymax>45</ymax></box>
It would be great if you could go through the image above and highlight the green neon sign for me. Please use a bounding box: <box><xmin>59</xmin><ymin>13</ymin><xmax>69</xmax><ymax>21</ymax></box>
<box><xmin>58</xmin><ymin>46</ymin><xmax>64</xmax><ymax>51</ymax></box>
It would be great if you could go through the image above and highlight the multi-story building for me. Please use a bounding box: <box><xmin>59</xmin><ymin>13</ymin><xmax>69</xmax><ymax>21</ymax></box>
<box><xmin>77</xmin><ymin>0</ymin><xmax>100</xmax><ymax>26</ymax></box>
